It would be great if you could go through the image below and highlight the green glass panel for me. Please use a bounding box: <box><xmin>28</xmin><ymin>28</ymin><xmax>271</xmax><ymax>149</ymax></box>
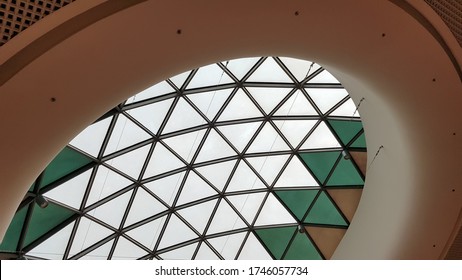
<box><xmin>328</xmin><ymin>120</ymin><xmax>363</xmax><ymax>146</ymax></box>
<box><xmin>283</xmin><ymin>233</ymin><xmax>322</xmax><ymax>260</ymax></box>
<box><xmin>0</xmin><ymin>206</ymin><xmax>28</xmax><ymax>252</ymax></box>
<box><xmin>275</xmin><ymin>190</ymin><xmax>318</xmax><ymax>220</ymax></box>
<box><xmin>23</xmin><ymin>203</ymin><xmax>75</xmax><ymax>247</ymax></box>
<box><xmin>299</xmin><ymin>151</ymin><xmax>340</xmax><ymax>184</ymax></box>
<box><xmin>39</xmin><ymin>147</ymin><xmax>93</xmax><ymax>188</ymax></box>
<box><xmin>326</xmin><ymin>157</ymin><xmax>364</xmax><ymax>186</ymax></box>
<box><xmin>351</xmin><ymin>132</ymin><xmax>367</xmax><ymax>149</ymax></box>
<box><xmin>255</xmin><ymin>226</ymin><xmax>296</xmax><ymax>259</ymax></box>
<box><xmin>304</xmin><ymin>191</ymin><xmax>347</xmax><ymax>226</ymax></box>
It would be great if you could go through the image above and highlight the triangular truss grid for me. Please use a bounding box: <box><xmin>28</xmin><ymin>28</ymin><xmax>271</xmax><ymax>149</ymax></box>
<box><xmin>1</xmin><ymin>57</ymin><xmax>367</xmax><ymax>260</ymax></box>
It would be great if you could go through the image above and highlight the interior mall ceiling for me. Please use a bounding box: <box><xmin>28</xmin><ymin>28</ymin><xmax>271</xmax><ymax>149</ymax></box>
<box><xmin>0</xmin><ymin>0</ymin><xmax>461</xmax><ymax>259</ymax></box>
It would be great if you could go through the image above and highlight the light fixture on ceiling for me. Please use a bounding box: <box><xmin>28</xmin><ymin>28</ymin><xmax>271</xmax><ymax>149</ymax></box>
<box><xmin>35</xmin><ymin>194</ymin><xmax>49</xmax><ymax>208</ymax></box>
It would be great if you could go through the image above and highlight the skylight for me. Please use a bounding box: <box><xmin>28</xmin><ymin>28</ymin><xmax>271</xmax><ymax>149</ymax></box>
<box><xmin>0</xmin><ymin>57</ymin><xmax>367</xmax><ymax>260</ymax></box>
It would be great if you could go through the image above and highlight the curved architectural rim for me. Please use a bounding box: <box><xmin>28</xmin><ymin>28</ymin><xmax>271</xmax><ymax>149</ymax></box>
<box><xmin>0</xmin><ymin>0</ymin><xmax>461</xmax><ymax>259</ymax></box>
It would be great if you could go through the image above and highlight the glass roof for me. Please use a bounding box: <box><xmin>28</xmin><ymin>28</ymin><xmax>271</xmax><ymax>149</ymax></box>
<box><xmin>0</xmin><ymin>57</ymin><xmax>367</xmax><ymax>260</ymax></box>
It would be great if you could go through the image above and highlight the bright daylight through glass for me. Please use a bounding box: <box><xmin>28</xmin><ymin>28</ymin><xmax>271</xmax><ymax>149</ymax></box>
<box><xmin>0</xmin><ymin>57</ymin><xmax>367</xmax><ymax>260</ymax></box>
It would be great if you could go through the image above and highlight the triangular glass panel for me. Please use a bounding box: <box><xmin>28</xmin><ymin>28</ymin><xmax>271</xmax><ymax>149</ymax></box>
<box><xmin>255</xmin><ymin>193</ymin><xmax>296</xmax><ymax>226</ymax></box>
<box><xmin>125</xmin><ymin>188</ymin><xmax>168</xmax><ymax>226</ymax></box>
<box><xmin>125</xmin><ymin>216</ymin><xmax>167</xmax><ymax>249</ymax></box>
<box><xmin>78</xmin><ymin>239</ymin><xmax>113</xmax><ymax>260</ymax></box>
<box><xmin>273</xmin><ymin>156</ymin><xmax>319</xmax><ymax>188</ymax></box>
<box><xmin>306</xmin><ymin>226</ymin><xmax>347</xmax><ymax>259</ymax></box>
<box><xmin>195</xmin><ymin>129</ymin><xmax>236</xmax><ymax>163</ymax></box>
<box><xmin>207</xmin><ymin>231</ymin><xmax>247</xmax><ymax>260</ymax></box>
<box><xmin>45</xmin><ymin>169</ymin><xmax>91</xmax><ymax>209</ymax></box>
<box><xmin>351</xmin><ymin>133</ymin><xmax>367</xmax><ymax>149</ymax></box>
<box><xmin>28</xmin><ymin>221</ymin><xmax>75</xmax><ymax>260</ymax></box>
<box><xmin>224</xmin><ymin>57</ymin><xmax>260</xmax><ymax>81</ymax></box>
<box><xmin>195</xmin><ymin>160</ymin><xmax>237</xmax><ymax>191</ymax></box>
<box><xmin>274</xmin><ymin>120</ymin><xmax>317</xmax><ymax>148</ymax></box>
<box><xmin>187</xmin><ymin>88</ymin><xmax>233</xmax><ymax>121</ymax></box>
<box><xmin>70</xmin><ymin>117</ymin><xmax>111</xmax><ymax>157</ymax></box>
<box><xmin>85</xmin><ymin>165</ymin><xmax>132</xmax><ymax>206</ymax></box>
<box><xmin>238</xmin><ymin>232</ymin><xmax>272</xmax><ymax>260</ymax></box>
<box><xmin>246</xmin><ymin>57</ymin><xmax>293</xmax><ymax>83</ymax></box>
<box><xmin>246</xmin><ymin>122</ymin><xmax>290</xmax><ymax>153</ymax></box>
<box><xmin>308</xmin><ymin>88</ymin><xmax>348</xmax><ymax>114</ymax></box>
<box><xmin>125</xmin><ymin>81</ymin><xmax>175</xmax><ymax>104</ymax></box>
<box><xmin>169</xmin><ymin>70</ymin><xmax>192</xmax><ymax>89</ymax></box>
<box><xmin>105</xmin><ymin>143</ymin><xmax>151</xmax><ymax>180</ymax></box>
<box><xmin>279</xmin><ymin>57</ymin><xmax>320</xmax><ymax>82</ymax></box>
<box><xmin>158</xmin><ymin>214</ymin><xmax>198</xmax><ymax>250</ymax></box>
<box><xmin>328</xmin><ymin>119</ymin><xmax>363</xmax><ymax>146</ymax></box>
<box><xmin>176</xmin><ymin>172</ymin><xmax>218</xmax><ymax>206</ymax></box>
<box><xmin>39</xmin><ymin>147</ymin><xmax>93</xmax><ymax>189</ymax></box>
<box><xmin>0</xmin><ymin>206</ymin><xmax>28</xmax><ymax>252</ymax></box>
<box><xmin>217</xmin><ymin>122</ymin><xmax>261</xmax><ymax>152</ymax></box>
<box><xmin>226</xmin><ymin>160</ymin><xmax>267</xmax><ymax>193</ymax></box>
<box><xmin>255</xmin><ymin>226</ymin><xmax>296</xmax><ymax>259</ymax></box>
<box><xmin>307</xmin><ymin>69</ymin><xmax>340</xmax><ymax>84</ymax></box>
<box><xmin>274</xmin><ymin>90</ymin><xmax>317</xmax><ymax>116</ymax></box>
<box><xmin>186</xmin><ymin>63</ymin><xmax>234</xmax><ymax>89</ymax></box>
<box><xmin>163</xmin><ymin>129</ymin><xmax>206</xmax><ymax>163</ymax></box>
<box><xmin>177</xmin><ymin>199</ymin><xmax>217</xmax><ymax>234</ymax></box>
<box><xmin>247</xmin><ymin>87</ymin><xmax>291</xmax><ymax>114</ymax></box>
<box><xmin>299</xmin><ymin>151</ymin><xmax>340</xmax><ymax>184</ymax></box>
<box><xmin>162</xmin><ymin>98</ymin><xmax>207</xmax><ymax>134</ymax></box>
<box><xmin>246</xmin><ymin>154</ymin><xmax>289</xmax><ymax>186</ymax></box>
<box><xmin>207</xmin><ymin>200</ymin><xmax>247</xmax><ymax>235</ymax></box>
<box><xmin>283</xmin><ymin>233</ymin><xmax>322</xmax><ymax>260</ymax></box>
<box><xmin>103</xmin><ymin>114</ymin><xmax>152</xmax><ymax>156</ymax></box>
<box><xmin>159</xmin><ymin>242</ymin><xmax>198</xmax><ymax>260</ymax></box>
<box><xmin>143</xmin><ymin>143</ymin><xmax>185</xmax><ymax>178</ymax></box>
<box><xmin>330</xmin><ymin>98</ymin><xmax>360</xmax><ymax>117</ymax></box>
<box><xmin>226</xmin><ymin>192</ymin><xmax>266</xmax><ymax>224</ymax></box>
<box><xmin>112</xmin><ymin>236</ymin><xmax>149</xmax><ymax>260</ymax></box>
<box><xmin>126</xmin><ymin>98</ymin><xmax>174</xmax><ymax>135</ymax></box>
<box><xmin>23</xmin><ymin>203</ymin><xmax>75</xmax><ymax>247</ymax></box>
<box><xmin>195</xmin><ymin>242</ymin><xmax>220</xmax><ymax>260</ymax></box>
<box><xmin>88</xmin><ymin>190</ymin><xmax>133</xmax><ymax>229</ymax></box>
<box><xmin>217</xmin><ymin>89</ymin><xmax>263</xmax><ymax>121</ymax></box>
<box><xmin>275</xmin><ymin>190</ymin><xmax>319</xmax><ymax>220</ymax></box>
<box><xmin>69</xmin><ymin>217</ymin><xmax>114</xmax><ymax>257</ymax></box>
<box><xmin>350</xmin><ymin>151</ymin><xmax>367</xmax><ymax>176</ymax></box>
<box><xmin>300</xmin><ymin>121</ymin><xmax>341</xmax><ymax>149</ymax></box>
<box><xmin>304</xmin><ymin>191</ymin><xmax>348</xmax><ymax>226</ymax></box>
<box><xmin>143</xmin><ymin>172</ymin><xmax>185</xmax><ymax>206</ymax></box>
<box><xmin>326</xmin><ymin>157</ymin><xmax>364</xmax><ymax>186</ymax></box>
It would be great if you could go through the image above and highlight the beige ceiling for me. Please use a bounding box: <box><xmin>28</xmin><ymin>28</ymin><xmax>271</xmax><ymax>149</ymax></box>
<box><xmin>0</xmin><ymin>0</ymin><xmax>461</xmax><ymax>259</ymax></box>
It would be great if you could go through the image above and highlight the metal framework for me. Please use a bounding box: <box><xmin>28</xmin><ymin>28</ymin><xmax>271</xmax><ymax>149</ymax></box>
<box><xmin>0</xmin><ymin>56</ymin><xmax>367</xmax><ymax>260</ymax></box>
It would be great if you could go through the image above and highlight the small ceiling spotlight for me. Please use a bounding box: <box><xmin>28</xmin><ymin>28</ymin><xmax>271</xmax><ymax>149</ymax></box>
<box><xmin>342</xmin><ymin>150</ymin><xmax>351</xmax><ymax>160</ymax></box>
<box><xmin>35</xmin><ymin>194</ymin><xmax>49</xmax><ymax>208</ymax></box>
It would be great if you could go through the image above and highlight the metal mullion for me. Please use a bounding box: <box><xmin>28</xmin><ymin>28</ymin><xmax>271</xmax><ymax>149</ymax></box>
<box><xmin>157</xmin><ymin>123</ymin><xmax>210</xmax><ymax>140</ymax></box>
<box><xmin>192</xmin><ymin>242</ymin><xmax>202</xmax><ymax>260</ymax></box>
<box><xmin>137</xmin><ymin>254</ymin><xmax>152</xmax><ymax>260</ymax></box>
<box><xmin>202</xmin><ymin>239</ymin><xmax>225</xmax><ymax>260</ymax></box>
<box><xmin>203</xmin><ymin>227</ymin><xmax>248</xmax><ymax>240</ymax></box>
<box><xmin>174</xmin><ymin>210</ymin><xmax>208</xmax><ymax>238</ymax></box>
<box><xmin>224</xmin><ymin>188</ymin><xmax>269</xmax><ymax>197</ymax></box>
<box><xmin>187</xmin><ymin>127</ymin><xmax>210</xmax><ymax>166</ymax></box>
<box><xmin>298</xmin><ymin>147</ymin><xmax>343</xmax><ymax>154</ymax></box>
<box><xmin>139</xmin><ymin>184</ymin><xmax>175</xmax><ymax>210</ymax></box>
<box><xmin>252</xmin><ymin>223</ymin><xmax>299</xmax><ymax>231</ymax></box>
<box><xmin>16</xmin><ymin>202</ymin><xmax>35</xmax><ymax>252</ymax></box>
<box><xmin>303</xmin><ymin>223</ymin><xmax>349</xmax><ymax>230</ymax></box>
<box><xmin>190</xmin><ymin>168</ymin><xmax>224</xmax><ymax>194</ymax></box>
<box><xmin>63</xmin><ymin>215</ymin><xmax>83</xmax><ymax>259</ymax></box>
<box><xmin>326</xmin><ymin>115</ymin><xmax>362</xmax><ymax>122</ymax></box>
<box><xmin>121</xmin><ymin>111</ymin><xmax>156</xmax><ymax>137</ymax></box>
<box><xmin>93</xmin><ymin>107</ymin><xmax>119</xmax><ymax>123</ymax></box>
<box><xmin>300</xmin><ymin>190</ymin><xmax>323</xmax><ymax>223</ymax></box>
<box><xmin>323</xmin><ymin>95</ymin><xmax>350</xmax><ymax>117</ymax></box>
<box><xmin>221</xmin><ymin>196</ymin><xmax>252</xmax><ymax>228</ymax></box>
<box><xmin>293</xmin><ymin>120</ymin><xmax>322</xmax><ymax>152</ymax></box>
<box><xmin>69</xmin><ymin>233</ymin><xmax>117</xmax><ymax>260</ymax></box>
<box><xmin>234</xmin><ymin>231</ymin><xmax>251</xmax><ymax>260</ymax></box>
<box><xmin>299</xmin><ymin>87</ymin><xmax>324</xmax><ymax>117</ymax></box>
<box><xmin>39</xmin><ymin>162</ymin><xmax>96</xmax><ymax>194</ymax></box>
<box><xmin>115</xmin><ymin>185</ymin><xmax>140</xmax><ymax>237</ymax></box>
<box><xmin>121</xmin><ymin>211</ymin><xmax>170</xmax><ymax>233</ymax></box>
<box><xmin>82</xmin><ymin>213</ymin><xmax>120</xmax><ymax>233</ymax></box>
<box><xmin>97</xmin><ymin>111</ymin><xmax>120</xmax><ymax>159</ymax></box>
<box><xmin>156</xmin><ymin>96</ymin><xmax>180</xmax><ymax>136</ymax></box>
<box><xmin>292</xmin><ymin>153</ymin><xmax>324</xmax><ymax>187</ymax></box>
<box><xmin>220</xmin><ymin>158</ymin><xmax>241</xmax><ymax>194</ymax></box>
<box><xmin>121</xmin><ymin>92</ymin><xmax>177</xmax><ymax>111</ymax></box>
<box><xmin>242</xmin><ymin>82</ymin><xmax>296</xmax><ymax>88</ymax></box>
<box><xmin>159</xmin><ymin>139</ymin><xmax>193</xmax><ymax>168</ymax></box>
<box><xmin>251</xmin><ymin>227</ymin><xmax>282</xmax><ymax>260</ymax></box>
<box><xmin>268</xmin><ymin>119</ymin><xmax>296</xmax><ymax>151</ymax></box>
<box><xmin>303</xmin><ymin>83</ymin><xmax>343</xmax><ymax>89</ymax></box>
<box><xmin>267</xmin><ymin>154</ymin><xmax>295</xmax><ymax>189</ymax></box>
<box><xmin>180</xmin><ymin>68</ymin><xmax>198</xmax><ymax>91</ymax></box>
<box><xmin>182</xmin><ymin>93</ymin><xmax>214</xmax><ymax>123</ymax></box>
<box><xmin>155</xmin><ymin>237</ymin><xmax>202</xmax><ymax>256</ymax></box>
<box><xmin>197</xmin><ymin>196</ymin><xmax>222</xmax><ymax>238</ymax></box>
<box><xmin>241</xmin><ymin>57</ymin><xmax>266</xmax><ymax>82</ymax></box>
<box><xmin>240</xmin><ymin>85</ymin><xmax>268</xmax><ymax>118</ymax></box>
<box><xmin>217</xmin><ymin>61</ymin><xmax>239</xmax><ymax>83</ymax></box>
<box><xmin>17</xmin><ymin>195</ymin><xmax>34</xmax><ymax>212</ymax></box>
<box><xmin>83</xmin><ymin>183</ymin><xmax>136</xmax><ymax>213</ymax></box>
<box><xmin>214</xmin><ymin>116</ymin><xmax>265</xmax><ymax>127</ymax></box>
<box><xmin>301</xmin><ymin>67</ymin><xmax>324</xmax><ymax>84</ymax></box>
<box><xmin>248</xmin><ymin>191</ymin><xmax>270</xmax><ymax>227</ymax></box>
<box><xmin>118</xmin><ymin>232</ymin><xmax>152</xmax><ymax>255</ymax></box>
<box><xmin>182</xmin><ymin>82</ymin><xmax>236</xmax><ymax>95</ymax></box>
<box><xmin>100</xmin><ymin>139</ymin><xmax>153</xmax><ymax>162</ymax></box>
<box><xmin>269</xmin><ymin>115</ymin><xmax>320</xmax><ymax>121</ymax></box>
<box><xmin>213</xmin><ymin>126</ymin><xmax>243</xmax><ymax>159</ymax></box>
<box><xmin>273</xmin><ymin>57</ymin><xmax>299</xmax><ymax>85</ymax></box>
<box><xmin>272</xmin><ymin>186</ymin><xmax>321</xmax><ymax>192</ymax></box>
<box><xmin>98</xmin><ymin>161</ymin><xmax>140</xmax><ymax>184</ymax></box>
<box><xmin>172</xmin><ymin>194</ymin><xmax>220</xmax><ymax>213</ymax></box>
<box><xmin>140</xmin><ymin>166</ymin><xmax>189</xmax><ymax>184</ymax></box>
<box><xmin>22</xmin><ymin>214</ymin><xmax>78</xmax><ymax>254</ymax></box>
<box><xmin>244</xmin><ymin>150</ymin><xmax>292</xmax><ymax>158</ymax></box>
<box><xmin>241</xmin><ymin>158</ymin><xmax>271</xmax><ymax>189</ymax></box>
<box><xmin>211</xmin><ymin>86</ymin><xmax>239</xmax><ymax>124</ymax></box>
<box><xmin>240</xmin><ymin>120</ymin><xmax>266</xmax><ymax>155</ymax></box>
<box><xmin>266</xmin><ymin>87</ymin><xmax>298</xmax><ymax>117</ymax></box>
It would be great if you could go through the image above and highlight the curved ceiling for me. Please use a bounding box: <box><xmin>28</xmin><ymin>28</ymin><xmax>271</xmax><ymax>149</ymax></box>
<box><xmin>0</xmin><ymin>0</ymin><xmax>461</xmax><ymax>259</ymax></box>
